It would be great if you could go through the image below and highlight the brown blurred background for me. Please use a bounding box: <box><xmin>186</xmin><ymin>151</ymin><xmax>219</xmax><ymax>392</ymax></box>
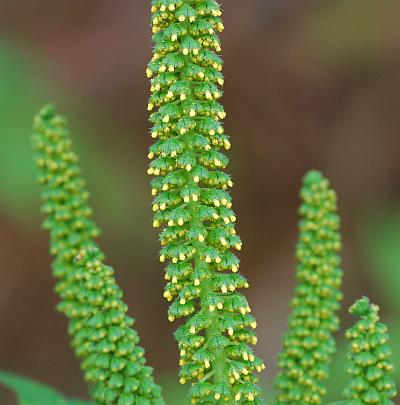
<box><xmin>0</xmin><ymin>0</ymin><xmax>400</xmax><ymax>403</ymax></box>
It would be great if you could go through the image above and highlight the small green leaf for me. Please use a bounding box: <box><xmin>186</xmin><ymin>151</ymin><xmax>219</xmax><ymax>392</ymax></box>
<box><xmin>0</xmin><ymin>371</ymin><xmax>93</xmax><ymax>405</ymax></box>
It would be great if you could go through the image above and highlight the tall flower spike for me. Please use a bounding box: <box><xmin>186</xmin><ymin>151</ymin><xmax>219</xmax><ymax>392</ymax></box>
<box><xmin>343</xmin><ymin>297</ymin><xmax>397</xmax><ymax>404</ymax></box>
<box><xmin>32</xmin><ymin>105</ymin><xmax>164</xmax><ymax>405</ymax></box>
<box><xmin>275</xmin><ymin>170</ymin><xmax>343</xmax><ymax>404</ymax></box>
<box><xmin>147</xmin><ymin>1</ymin><xmax>265</xmax><ymax>403</ymax></box>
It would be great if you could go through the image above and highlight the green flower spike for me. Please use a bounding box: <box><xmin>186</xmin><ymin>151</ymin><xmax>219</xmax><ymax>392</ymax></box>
<box><xmin>343</xmin><ymin>297</ymin><xmax>397</xmax><ymax>405</ymax></box>
<box><xmin>275</xmin><ymin>170</ymin><xmax>343</xmax><ymax>405</ymax></box>
<box><xmin>147</xmin><ymin>1</ymin><xmax>265</xmax><ymax>404</ymax></box>
<box><xmin>32</xmin><ymin>105</ymin><xmax>164</xmax><ymax>405</ymax></box>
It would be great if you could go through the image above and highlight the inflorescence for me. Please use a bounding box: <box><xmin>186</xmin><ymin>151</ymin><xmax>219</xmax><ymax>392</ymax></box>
<box><xmin>146</xmin><ymin>1</ymin><xmax>265</xmax><ymax>403</ymax></box>
<box><xmin>343</xmin><ymin>297</ymin><xmax>397</xmax><ymax>404</ymax></box>
<box><xmin>275</xmin><ymin>171</ymin><xmax>343</xmax><ymax>405</ymax></box>
<box><xmin>32</xmin><ymin>105</ymin><xmax>164</xmax><ymax>405</ymax></box>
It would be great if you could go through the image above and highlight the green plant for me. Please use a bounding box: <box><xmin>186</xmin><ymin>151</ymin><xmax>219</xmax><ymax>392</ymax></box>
<box><xmin>146</xmin><ymin>0</ymin><xmax>265</xmax><ymax>403</ymax></box>
<box><xmin>342</xmin><ymin>297</ymin><xmax>397</xmax><ymax>404</ymax></box>
<box><xmin>30</xmin><ymin>105</ymin><xmax>164</xmax><ymax>405</ymax></box>
<box><xmin>0</xmin><ymin>2</ymin><xmax>398</xmax><ymax>405</ymax></box>
<box><xmin>275</xmin><ymin>171</ymin><xmax>343</xmax><ymax>404</ymax></box>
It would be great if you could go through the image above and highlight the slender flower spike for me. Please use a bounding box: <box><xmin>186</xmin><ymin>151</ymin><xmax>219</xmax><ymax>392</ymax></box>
<box><xmin>343</xmin><ymin>297</ymin><xmax>397</xmax><ymax>404</ymax></box>
<box><xmin>147</xmin><ymin>1</ymin><xmax>265</xmax><ymax>403</ymax></box>
<box><xmin>275</xmin><ymin>171</ymin><xmax>343</xmax><ymax>404</ymax></box>
<box><xmin>32</xmin><ymin>105</ymin><xmax>164</xmax><ymax>405</ymax></box>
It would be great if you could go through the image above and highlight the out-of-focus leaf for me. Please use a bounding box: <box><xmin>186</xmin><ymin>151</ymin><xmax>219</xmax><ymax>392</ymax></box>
<box><xmin>0</xmin><ymin>371</ymin><xmax>93</xmax><ymax>405</ymax></box>
<box><xmin>0</xmin><ymin>41</ymin><xmax>145</xmax><ymax>234</ymax></box>
<box><xmin>363</xmin><ymin>211</ymin><xmax>400</xmax><ymax>310</ymax></box>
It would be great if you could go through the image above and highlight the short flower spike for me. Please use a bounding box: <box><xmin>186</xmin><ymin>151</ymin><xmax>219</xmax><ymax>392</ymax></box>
<box><xmin>147</xmin><ymin>1</ymin><xmax>265</xmax><ymax>403</ymax></box>
<box><xmin>275</xmin><ymin>170</ymin><xmax>343</xmax><ymax>404</ymax></box>
<box><xmin>32</xmin><ymin>105</ymin><xmax>164</xmax><ymax>405</ymax></box>
<box><xmin>343</xmin><ymin>297</ymin><xmax>397</xmax><ymax>404</ymax></box>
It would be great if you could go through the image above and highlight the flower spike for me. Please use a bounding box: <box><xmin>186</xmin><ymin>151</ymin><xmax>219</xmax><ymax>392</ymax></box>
<box><xmin>275</xmin><ymin>170</ymin><xmax>343</xmax><ymax>404</ymax></box>
<box><xmin>32</xmin><ymin>105</ymin><xmax>164</xmax><ymax>405</ymax></box>
<box><xmin>343</xmin><ymin>297</ymin><xmax>397</xmax><ymax>404</ymax></box>
<box><xmin>147</xmin><ymin>1</ymin><xmax>265</xmax><ymax>403</ymax></box>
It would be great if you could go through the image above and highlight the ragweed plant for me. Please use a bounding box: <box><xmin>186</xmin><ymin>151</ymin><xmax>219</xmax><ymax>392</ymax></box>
<box><xmin>342</xmin><ymin>297</ymin><xmax>397</xmax><ymax>404</ymax></box>
<box><xmin>31</xmin><ymin>105</ymin><xmax>164</xmax><ymax>405</ymax></box>
<box><xmin>275</xmin><ymin>171</ymin><xmax>343</xmax><ymax>405</ymax></box>
<box><xmin>146</xmin><ymin>0</ymin><xmax>265</xmax><ymax>403</ymax></box>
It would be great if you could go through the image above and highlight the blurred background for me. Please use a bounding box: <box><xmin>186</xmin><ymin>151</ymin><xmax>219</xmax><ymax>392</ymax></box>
<box><xmin>0</xmin><ymin>0</ymin><xmax>400</xmax><ymax>403</ymax></box>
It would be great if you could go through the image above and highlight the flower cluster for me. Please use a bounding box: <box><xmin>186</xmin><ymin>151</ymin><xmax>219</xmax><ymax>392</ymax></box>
<box><xmin>32</xmin><ymin>105</ymin><xmax>164</xmax><ymax>405</ymax></box>
<box><xmin>147</xmin><ymin>1</ymin><xmax>265</xmax><ymax>403</ymax></box>
<box><xmin>275</xmin><ymin>171</ymin><xmax>343</xmax><ymax>404</ymax></box>
<box><xmin>343</xmin><ymin>297</ymin><xmax>397</xmax><ymax>404</ymax></box>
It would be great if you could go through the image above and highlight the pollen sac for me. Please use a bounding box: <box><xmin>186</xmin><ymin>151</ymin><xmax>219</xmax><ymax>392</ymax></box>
<box><xmin>343</xmin><ymin>297</ymin><xmax>397</xmax><ymax>404</ymax></box>
<box><xmin>148</xmin><ymin>1</ymin><xmax>264</xmax><ymax>403</ymax></box>
<box><xmin>32</xmin><ymin>105</ymin><xmax>164</xmax><ymax>405</ymax></box>
<box><xmin>275</xmin><ymin>171</ymin><xmax>343</xmax><ymax>405</ymax></box>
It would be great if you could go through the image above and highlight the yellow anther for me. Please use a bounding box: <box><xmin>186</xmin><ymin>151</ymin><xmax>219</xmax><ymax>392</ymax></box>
<box><xmin>198</xmin><ymin>234</ymin><xmax>205</xmax><ymax>242</ymax></box>
<box><xmin>221</xmin><ymin>285</ymin><xmax>228</xmax><ymax>293</ymax></box>
<box><xmin>209</xmin><ymin>305</ymin><xmax>215</xmax><ymax>312</ymax></box>
<box><xmin>205</xmin><ymin>255</ymin><xmax>212</xmax><ymax>263</ymax></box>
<box><xmin>162</xmin><ymin>115</ymin><xmax>170</xmax><ymax>123</ymax></box>
<box><xmin>159</xmin><ymin>254</ymin><xmax>166</xmax><ymax>262</ymax></box>
<box><xmin>160</xmin><ymin>203</ymin><xmax>167</xmax><ymax>210</ymax></box>
<box><xmin>214</xmin><ymin>393</ymin><xmax>221</xmax><ymax>400</ymax></box>
<box><xmin>153</xmin><ymin>220</ymin><xmax>160</xmax><ymax>228</ymax></box>
<box><xmin>148</xmin><ymin>151</ymin><xmax>155</xmax><ymax>159</ymax></box>
<box><xmin>192</xmin><ymin>194</ymin><xmax>198</xmax><ymax>202</ymax></box>
<box><xmin>183</xmin><ymin>196</ymin><xmax>190</xmax><ymax>203</ymax></box>
<box><xmin>189</xmin><ymin>326</ymin><xmax>196</xmax><ymax>334</ymax></box>
<box><xmin>147</xmin><ymin>103</ymin><xmax>154</xmax><ymax>111</ymax></box>
<box><xmin>189</xmin><ymin>109</ymin><xmax>196</xmax><ymax>117</ymax></box>
<box><xmin>220</xmin><ymin>237</ymin><xmax>228</xmax><ymax>246</ymax></box>
<box><xmin>194</xmin><ymin>279</ymin><xmax>200</xmax><ymax>286</ymax></box>
<box><xmin>194</xmin><ymin>175</ymin><xmax>200</xmax><ymax>183</ymax></box>
<box><xmin>204</xmin><ymin>359</ymin><xmax>210</xmax><ymax>368</ymax></box>
<box><xmin>235</xmin><ymin>393</ymin><xmax>241</xmax><ymax>401</ymax></box>
<box><xmin>217</xmin><ymin>302</ymin><xmax>223</xmax><ymax>310</ymax></box>
<box><xmin>180</xmin><ymin>93</ymin><xmax>186</xmax><ymax>100</ymax></box>
<box><xmin>180</xmin><ymin>298</ymin><xmax>186</xmax><ymax>305</ymax></box>
<box><xmin>178</xmin><ymin>218</ymin><xmax>184</xmax><ymax>226</ymax></box>
<box><xmin>185</xmin><ymin>164</ymin><xmax>192</xmax><ymax>171</ymax></box>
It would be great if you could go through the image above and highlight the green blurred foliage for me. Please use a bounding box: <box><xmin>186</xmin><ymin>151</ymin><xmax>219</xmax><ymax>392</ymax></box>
<box><xmin>0</xmin><ymin>41</ymin><xmax>144</xmax><ymax>233</ymax></box>
<box><xmin>0</xmin><ymin>372</ymin><xmax>93</xmax><ymax>405</ymax></box>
